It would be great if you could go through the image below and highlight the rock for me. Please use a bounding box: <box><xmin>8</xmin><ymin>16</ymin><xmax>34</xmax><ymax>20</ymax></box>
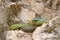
<box><xmin>33</xmin><ymin>32</ymin><xmax>60</xmax><ymax>40</ymax></box>
<box><xmin>5</xmin><ymin>30</ymin><xmax>32</xmax><ymax>40</ymax></box>
<box><xmin>0</xmin><ymin>5</ymin><xmax>9</xmax><ymax>40</ymax></box>
<box><xmin>6</xmin><ymin>2</ymin><xmax>21</xmax><ymax>25</ymax></box>
<box><xmin>33</xmin><ymin>15</ymin><xmax>60</xmax><ymax>40</ymax></box>
<box><xmin>0</xmin><ymin>1</ymin><xmax>21</xmax><ymax>40</ymax></box>
<box><xmin>49</xmin><ymin>15</ymin><xmax>60</xmax><ymax>34</ymax></box>
<box><xmin>31</xmin><ymin>0</ymin><xmax>45</xmax><ymax>15</ymax></box>
<box><xmin>9</xmin><ymin>3</ymin><xmax>21</xmax><ymax>15</ymax></box>
<box><xmin>31</xmin><ymin>0</ymin><xmax>55</xmax><ymax>20</ymax></box>
<box><xmin>17</xmin><ymin>7</ymin><xmax>35</xmax><ymax>23</ymax></box>
<box><xmin>52</xmin><ymin>0</ymin><xmax>60</xmax><ymax>10</ymax></box>
<box><xmin>0</xmin><ymin>0</ymin><xmax>60</xmax><ymax>40</ymax></box>
<box><xmin>41</xmin><ymin>8</ymin><xmax>55</xmax><ymax>20</ymax></box>
<box><xmin>20</xmin><ymin>0</ymin><xmax>31</xmax><ymax>9</ymax></box>
<box><xmin>20</xmin><ymin>0</ymin><xmax>31</xmax><ymax>6</ymax></box>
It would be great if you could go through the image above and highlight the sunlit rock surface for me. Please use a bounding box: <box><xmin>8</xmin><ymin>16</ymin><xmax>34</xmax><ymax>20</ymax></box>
<box><xmin>0</xmin><ymin>0</ymin><xmax>60</xmax><ymax>40</ymax></box>
<box><xmin>17</xmin><ymin>7</ymin><xmax>35</xmax><ymax>23</ymax></box>
<box><xmin>5</xmin><ymin>30</ymin><xmax>32</xmax><ymax>40</ymax></box>
<box><xmin>33</xmin><ymin>15</ymin><xmax>60</xmax><ymax>40</ymax></box>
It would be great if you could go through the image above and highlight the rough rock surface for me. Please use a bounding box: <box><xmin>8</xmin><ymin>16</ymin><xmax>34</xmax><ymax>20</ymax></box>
<box><xmin>0</xmin><ymin>1</ymin><xmax>9</xmax><ymax>40</ymax></box>
<box><xmin>0</xmin><ymin>0</ymin><xmax>57</xmax><ymax>24</ymax></box>
<box><xmin>5</xmin><ymin>15</ymin><xmax>60</xmax><ymax>40</ymax></box>
<box><xmin>20</xmin><ymin>0</ymin><xmax>56</xmax><ymax>20</ymax></box>
<box><xmin>5</xmin><ymin>30</ymin><xmax>32</xmax><ymax>40</ymax></box>
<box><xmin>17</xmin><ymin>7</ymin><xmax>35</xmax><ymax>23</ymax></box>
<box><xmin>33</xmin><ymin>15</ymin><xmax>60</xmax><ymax>40</ymax></box>
<box><xmin>41</xmin><ymin>8</ymin><xmax>55</xmax><ymax>20</ymax></box>
<box><xmin>31</xmin><ymin>0</ymin><xmax>45</xmax><ymax>15</ymax></box>
<box><xmin>0</xmin><ymin>0</ymin><xmax>60</xmax><ymax>40</ymax></box>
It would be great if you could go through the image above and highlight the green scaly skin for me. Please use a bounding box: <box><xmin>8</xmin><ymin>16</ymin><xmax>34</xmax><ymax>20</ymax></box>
<box><xmin>9</xmin><ymin>23</ymin><xmax>31</xmax><ymax>30</ymax></box>
<box><xmin>31</xmin><ymin>18</ymin><xmax>48</xmax><ymax>26</ymax></box>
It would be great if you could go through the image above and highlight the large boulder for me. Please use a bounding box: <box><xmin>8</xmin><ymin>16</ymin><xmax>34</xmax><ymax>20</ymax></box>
<box><xmin>5</xmin><ymin>30</ymin><xmax>32</xmax><ymax>40</ymax></box>
<box><xmin>33</xmin><ymin>15</ymin><xmax>60</xmax><ymax>40</ymax></box>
